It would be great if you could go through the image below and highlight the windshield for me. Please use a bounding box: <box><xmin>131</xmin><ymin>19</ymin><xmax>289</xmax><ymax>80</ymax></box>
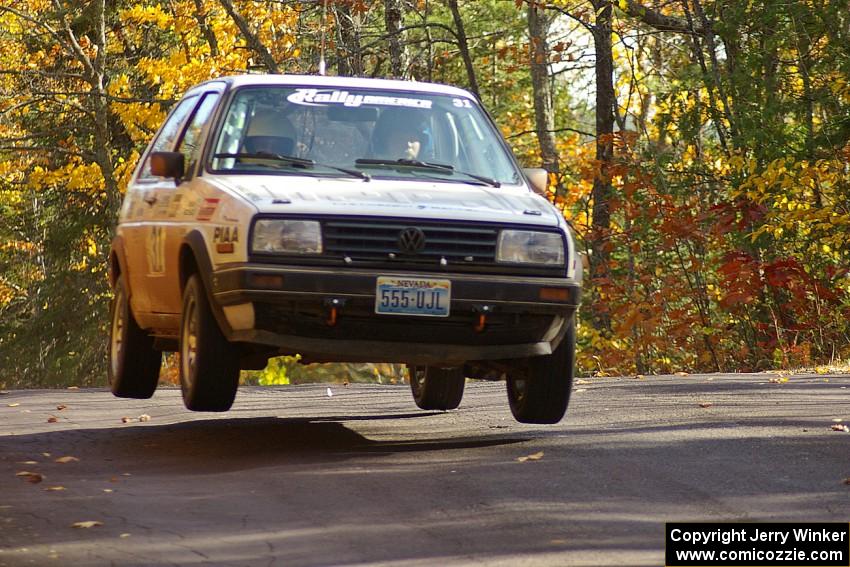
<box><xmin>209</xmin><ymin>86</ymin><xmax>521</xmax><ymax>185</ymax></box>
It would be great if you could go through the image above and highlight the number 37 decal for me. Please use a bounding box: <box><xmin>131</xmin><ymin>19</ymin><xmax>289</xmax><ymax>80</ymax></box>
<box><xmin>146</xmin><ymin>225</ymin><xmax>166</xmax><ymax>274</ymax></box>
<box><xmin>452</xmin><ymin>98</ymin><xmax>472</xmax><ymax>108</ymax></box>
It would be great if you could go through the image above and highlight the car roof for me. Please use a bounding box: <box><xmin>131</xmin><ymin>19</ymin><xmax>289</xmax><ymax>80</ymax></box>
<box><xmin>191</xmin><ymin>74</ymin><xmax>477</xmax><ymax>99</ymax></box>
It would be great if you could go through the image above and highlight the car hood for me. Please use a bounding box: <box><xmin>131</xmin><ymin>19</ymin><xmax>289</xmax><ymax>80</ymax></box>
<box><xmin>213</xmin><ymin>175</ymin><xmax>561</xmax><ymax>227</ymax></box>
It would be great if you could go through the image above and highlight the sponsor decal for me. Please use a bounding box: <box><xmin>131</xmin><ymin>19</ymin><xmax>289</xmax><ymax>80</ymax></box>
<box><xmin>167</xmin><ymin>193</ymin><xmax>183</xmax><ymax>218</ymax></box>
<box><xmin>287</xmin><ymin>89</ymin><xmax>432</xmax><ymax>109</ymax></box>
<box><xmin>214</xmin><ymin>225</ymin><xmax>238</xmax><ymax>254</ymax></box>
<box><xmin>196</xmin><ymin>198</ymin><xmax>220</xmax><ymax>221</ymax></box>
<box><xmin>154</xmin><ymin>194</ymin><xmax>171</xmax><ymax>216</ymax></box>
<box><xmin>213</xmin><ymin>226</ymin><xmax>239</xmax><ymax>244</ymax></box>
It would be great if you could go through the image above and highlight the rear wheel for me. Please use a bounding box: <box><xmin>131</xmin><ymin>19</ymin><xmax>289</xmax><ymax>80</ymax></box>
<box><xmin>507</xmin><ymin>318</ymin><xmax>576</xmax><ymax>424</ymax></box>
<box><xmin>179</xmin><ymin>274</ymin><xmax>240</xmax><ymax>411</ymax></box>
<box><xmin>108</xmin><ymin>275</ymin><xmax>161</xmax><ymax>398</ymax></box>
<box><xmin>409</xmin><ymin>365</ymin><xmax>465</xmax><ymax>410</ymax></box>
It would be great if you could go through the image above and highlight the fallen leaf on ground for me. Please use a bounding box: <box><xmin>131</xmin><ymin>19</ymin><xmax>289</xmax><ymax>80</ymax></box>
<box><xmin>45</xmin><ymin>486</ymin><xmax>66</xmax><ymax>491</ymax></box>
<box><xmin>675</xmin><ymin>371</ymin><xmax>689</xmax><ymax>376</ymax></box>
<box><xmin>121</xmin><ymin>416</ymin><xmax>133</xmax><ymax>423</ymax></box>
<box><xmin>632</xmin><ymin>374</ymin><xmax>645</xmax><ymax>380</ymax></box>
<box><xmin>47</xmin><ymin>416</ymin><xmax>58</xmax><ymax>423</ymax></box>
<box><xmin>768</xmin><ymin>377</ymin><xmax>789</xmax><ymax>384</ymax></box>
<box><xmin>19</xmin><ymin>461</ymin><xmax>38</xmax><ymax>465</ymax></box>
<box><xmin>119</xmin><ymin>533</ymin><xmax>131</xmax><ymax>538</ymax></box>
<box><xmin>54</xmin><ymin>456</ymin><xmax>79</xmax><ymax>464</ymax></box>
<box><xmin>517</xmin><ymin>451</ymin><xmax>544</xmax><ymax>463</ymax></box>
<box><xmin>41</xmin><ymin>452</ymin><xmax>51</xmax><ymax>457</ymax></box>
<box><xmin>56</xmin><ymin>405</ymin><xmax>67</xmax><ymax>411</ymax></box>
<box><xmin>574</xmin><ymin>388</ymin><xmax>587</xmax><ymax>393</ymax></box>
<box><xmin>138</xmin><ymin>414</ymin><xmax>151</xmax><ymax>422</ymax></box>
<box><xmin>831</xmin><ymin>424</ymin><xmax>849</xmax><ymax>432</ymax></box>
<box><xmin>67</xmin><ymin>386</ymin><xmax>79</xmax><ymax>390</ymax></box>
<box><xmin>575</xmin><ymin>379</ymin><xmax>591</xmax><ymax>385</ymax></box>
<box><xmin>16</xmin><ymin>471</ymin><xmax>44</xmax><ymax>484</ymax></box>
<box><xmin>102</xmin><ymin>488</ymin><xmax>113</xmax><ymax>493</ymax></box>
<box><xmin>832</xmin><ymin>418</ymin><xmax>843</xmax><ymax>423</ymax></box>
<box><xmin>698</xmin><ymin>402</ymin><xmax>713</xmax><ymax>408</ymax></box>
<box><xmin>7</xmin><ymin>403</ymin><xmax>20</xmax><ymax>407</ymax></box>
<box><xmin>71</xmin><ymin>521</ymin><xmax>102</xmax><ymax>529</ymax></box>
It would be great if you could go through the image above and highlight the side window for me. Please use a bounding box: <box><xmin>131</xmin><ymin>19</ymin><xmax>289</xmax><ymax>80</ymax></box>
<box><xmin>176</xmin><ymin>93</ymin><xmax>221</xmax><ymax>178</ymax></box>
<box><xmin>138</xmin><ymin>95</ymin><xmax>199</xmax><ymax>181</ymax></box>
<box><xmin>211</xmin><ymin>96</ymin><xmax>252</xmax><ymax>170</ymax></box>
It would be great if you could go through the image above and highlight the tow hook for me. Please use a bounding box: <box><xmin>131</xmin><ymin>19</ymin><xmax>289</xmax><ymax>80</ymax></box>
<box><xmin>473</xmin><ymin>305</ymin><xmax>493</xmax><ymax>333</ymax></box>
<box><xmin>324</xmin><ymin>298</ymin><xmax>346</xmax><ymax>327</ymax></box>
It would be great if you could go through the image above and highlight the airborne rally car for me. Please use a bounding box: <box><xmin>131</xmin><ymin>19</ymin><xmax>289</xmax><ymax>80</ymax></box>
<box><xmin>108</xmin><ymin>75</ymin><xmax>582</xmax><ymax>424</ymax></box>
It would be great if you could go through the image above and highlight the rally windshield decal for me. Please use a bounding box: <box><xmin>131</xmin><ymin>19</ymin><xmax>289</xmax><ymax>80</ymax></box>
<box><xmin>287</xmin><ymin>89</ymin><xmax>432</xmax><ymax>109</ymax></box>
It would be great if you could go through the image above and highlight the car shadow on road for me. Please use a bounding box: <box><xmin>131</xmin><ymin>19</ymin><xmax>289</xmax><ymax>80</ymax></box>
<box><xmin>3</xmin><ymin>415</ymin><xmax>531</xmax><ymax>475</ymax></box>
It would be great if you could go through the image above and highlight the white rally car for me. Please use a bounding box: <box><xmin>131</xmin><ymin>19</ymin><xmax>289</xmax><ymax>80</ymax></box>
<box><xmin>108</xmin><ymin>74</ymin><xmax>582</xmax><ymax>423</ymax></box>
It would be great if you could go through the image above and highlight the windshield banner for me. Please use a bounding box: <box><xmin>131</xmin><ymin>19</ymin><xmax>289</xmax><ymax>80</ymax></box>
<box><xmin>287</xmin><ymin>89</ymin><xmax>432</xmax><ymax>109</ymax></box>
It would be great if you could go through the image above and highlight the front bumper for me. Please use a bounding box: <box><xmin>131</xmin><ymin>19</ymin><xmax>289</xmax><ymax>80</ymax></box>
<box><xmin>211</xmin><ymin>264</ymin><xmax>581</xmax><ymax>364</ymax></box>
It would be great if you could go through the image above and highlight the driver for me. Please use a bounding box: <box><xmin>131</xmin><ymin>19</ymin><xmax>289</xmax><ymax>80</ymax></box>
<box><xmin>370</xmin><ymin>108</ymin><xmax>428</xmax><ymax>160</ymax></box>
<box><xmin>242</xmin><ymin>109</ymin><xmax>296</xmax><ymax>156</ymax></box>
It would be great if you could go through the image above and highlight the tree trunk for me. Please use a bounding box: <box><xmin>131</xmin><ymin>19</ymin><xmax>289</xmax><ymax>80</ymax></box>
<box><xmin>528</xmin><ymin>3</ymin><xmax>559</xmax><ymax>179</ymax></box>
<box><xmin>218</xmin><ymin>0</ymin><xmax>279</xmax><ymax>73</ymax></box>
<box><xmin>334</xmin><ymin>3</ymin><xmax>364</xmax><ymax>76</ymax></box>
<box><xmin>193</xmin><ymin>0</ymin><xmax>219</xmax><ymax>57</ymax></box>
<box><xmin>590</xmin><ymin>0</ymin><xmax>615</xmax><ymax>332</ymax></box>
<box><xmin>446</xmin><ymin>0</ymin><xmax>479</xmax><ymax>99</ymax></box>
<box><xmin>384</xmin><ymin>0</ymin><xmax>404</xmax><ymax>78</ymax></box>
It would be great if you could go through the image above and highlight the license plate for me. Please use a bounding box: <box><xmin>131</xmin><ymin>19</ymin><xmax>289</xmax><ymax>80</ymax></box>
<box><xmin>375</xmin><ymin>277</ymin><xmax>451</xmax><ymax>317</ymax></box>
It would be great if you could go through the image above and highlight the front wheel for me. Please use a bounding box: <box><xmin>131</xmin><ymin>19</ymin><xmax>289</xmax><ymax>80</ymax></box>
<box><xmin>506</xmin><ymin>318</ymin><xmax>576</xmax><ymax>424</ymax></box>
<box><xmin>108</xmin><ymin>275</ymin><xmax>161</xmax><ymax>398</ymax></box>
<box><xmin>409</xmin><ymin>366</ymin><xmax>465</xmax><ymax>410</ymax></box>
<box><xmin>179</xmin><ymin>274</ymin><xmax>240</xmax><ymax>412</ymax></box>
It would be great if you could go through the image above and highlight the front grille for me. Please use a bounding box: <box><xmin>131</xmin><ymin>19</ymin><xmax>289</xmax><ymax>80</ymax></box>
<box><xmin>249</xmin><ymin>216</ymin><xmax>566</xmax><ymax>277</ymax></box>
<box><xmin>323</xmin><ymin>219</ymin><xmax>498</xmax><ymax>265</ymax></box>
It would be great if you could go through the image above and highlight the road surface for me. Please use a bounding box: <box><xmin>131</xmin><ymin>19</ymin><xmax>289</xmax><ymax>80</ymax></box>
<box><xmin>1</xmin><ymin>373</ymin><xmax>849</xmax><ymax>566</ymax></box>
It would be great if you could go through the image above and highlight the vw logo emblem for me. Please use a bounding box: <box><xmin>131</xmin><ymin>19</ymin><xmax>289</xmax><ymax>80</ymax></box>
<box><xmin>398</xmin><ymin>227</ymin><xmax>426</xmax><ymax>254</ymax></box>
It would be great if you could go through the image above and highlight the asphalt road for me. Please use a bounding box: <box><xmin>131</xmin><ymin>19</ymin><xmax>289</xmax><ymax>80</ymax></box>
<box><xmin>1</xmin><ymin>373</ymin><xmax>849</xmax><ymax>566</ymax></box>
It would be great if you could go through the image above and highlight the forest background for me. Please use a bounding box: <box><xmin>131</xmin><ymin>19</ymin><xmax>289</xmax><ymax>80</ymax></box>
<box><xmin>1</xmin><ymin>0</ymin><xmax>849</xmax><ymax>388</ymax></box>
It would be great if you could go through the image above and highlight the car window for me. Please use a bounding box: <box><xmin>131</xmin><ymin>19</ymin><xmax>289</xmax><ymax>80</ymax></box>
<box><xmin>209</xmin><ymin>87</ymin><xmax>521</xmax><ymax>185</ymax></box>
<box><xmin>176</xmin><ymin>92</ymin><xmax>221</xmax><ymax>179</ymax></box>
<box><xmin>137</xmin><ymin>95</ymin><xmax>199</xmax><ymax>181</ymax></box>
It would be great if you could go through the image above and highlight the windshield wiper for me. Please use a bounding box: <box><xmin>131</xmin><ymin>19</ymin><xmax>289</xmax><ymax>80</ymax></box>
<box><xmin>354</xmin><ymin>158</ymin><xmax>500</xmax><ymax>187</ymax></box>
<box><xmin>215</xmin><ymin>152</ymin><xmax>314</xmax><ymax>168</ymax></box>
<box><xmin>214</xmin><ymin>152</ymin><xmax>369</xmax><ymax>181</ymax></box>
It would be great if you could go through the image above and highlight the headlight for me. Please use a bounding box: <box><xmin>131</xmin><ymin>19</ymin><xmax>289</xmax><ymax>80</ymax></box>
<box><xmin>496</xmin><ymin>230</ymin><xmax>564</xmax><ymax>265</ymax></box>
<box><xmin>251</xmin><ymin>219</ymin><xmax>322</xmax><ymax>254</ymax></box>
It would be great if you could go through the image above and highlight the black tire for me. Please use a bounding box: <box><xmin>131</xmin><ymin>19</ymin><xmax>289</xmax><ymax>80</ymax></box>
<box><xmin>179</xmin><ymin>274</ymin><xmax>240</xmax><ymax>411</ymax></box>
<box><xmin>409</xmin><ymin>365</ymin><xmax>465</xmax><ymax>410</ymax></box>
<box><xmin>108</xmin><ymin>275</ymin><xmax>161</xmax><ymax>398</ymax></box>
<box><xmin>507</xmin><ymin>318</ymin><xmax>576</xmax><ymax>424</ymax></box>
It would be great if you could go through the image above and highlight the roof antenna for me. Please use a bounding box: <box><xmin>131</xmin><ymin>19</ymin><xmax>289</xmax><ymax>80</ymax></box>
<box><xmin>318</xmin><ymin>0</ymin><xmax>327</xmax><ymax>76</ymax></box>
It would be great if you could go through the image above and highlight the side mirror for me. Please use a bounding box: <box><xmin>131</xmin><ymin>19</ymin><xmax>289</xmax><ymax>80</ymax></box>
<box><xmin>523</xmin><ymin>167</ymin><xmax>548</xmax><ymax>197</ymax></box>
<box><xmin>150</xmin><ymin>151</ymin><xmax>185</xmax><ymax>181</ymax></box>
